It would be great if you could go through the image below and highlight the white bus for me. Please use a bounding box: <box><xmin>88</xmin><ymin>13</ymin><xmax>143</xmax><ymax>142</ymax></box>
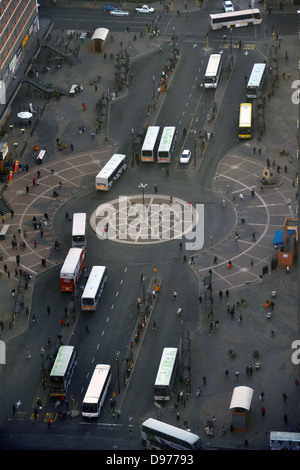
<box><xmin>238</xmin><ymin>103</ymin><xmax>252</xmax><ymax>139</ymax></box>
<box><xmin>204</xmin><ymin>54</ymin><xmax>222</xmax><ymax>89</ymax></box>
<box><xmin>270</xmin><ymin>431</ymin><xmax>300</xmax><ymax>450</ymax></box>
<box><xmin>209</xmin><ymin>9</ymin><xmax>262</xmax><ymax>30</ymax></box>
<box><xmin>82</xmin><ymin>364</ymin><xmax>111</xmax><ymax>418</ymax></box>
<box><xmin>157</xmin><ymin>126</ymin><xmax>177</xmax><ymax>163</ymax></box>
<box><xmin>81</xmin><ymin>265</ymin><xmax>107</xmax><ymax>311</ymax></box>
<box><xmin>49</xmin><ymin>346</ymin><xmax>77</xmax><ymax>397</ymax></box>
<box><xmin>154</xmin><ymin>347</ymin><xmax>178</xmax><ymax>401</ymax></box>
<box><xmin>141</xmin><ymin>418</ymin><xmax>203</xmax><ymax>450</ymax></box>
<box><xmin>95</xmin><ymin>154</ymin><xmax>127</xmax><ymax>191</ymax></box>
<box><xmin>60</xmin><ymin>247</ymin><xmax>85</xmax><ymax>292</ymax></box>
<box><xmin>141</xmin><ymin>126</ymin><xmax>160</xmax><ymax>162</ymax></box>
<box><xmin>72</xmin><ymin>213</ymin><xmax>87</xmax><ymax>249</ymax></box>
<box><xmin>246</xmin><ymin>63</ymin><xmax>266</xmax><ymax>99</ymax></box>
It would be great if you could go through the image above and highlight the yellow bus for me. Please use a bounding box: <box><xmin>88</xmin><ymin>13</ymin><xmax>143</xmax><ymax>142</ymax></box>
<box><xmin>238</xmin><ymin>103</ymin><xmax>252</xmax><ymax>139</ymax></box>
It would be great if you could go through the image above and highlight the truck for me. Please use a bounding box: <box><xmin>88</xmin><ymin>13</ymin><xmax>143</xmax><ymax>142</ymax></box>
<box><xmin>135</xmin><ymin>4</ymin><xmax>154</xmax><ymax>13</ymax></box>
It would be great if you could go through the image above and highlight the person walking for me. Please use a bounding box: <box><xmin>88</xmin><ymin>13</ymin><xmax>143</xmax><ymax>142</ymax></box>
<box><xmin>261</xmin><ymin>407</ymin><xmax>266</xmax><ymax>417</ymax></box>
<box><xmin>47</xmin><ymin>305</ymin><xmax>50</xmax><ymax>315</ymax></box>
<box><xmin>173</xmin><ymin>291</ymin><xmax>178</xmax><ymax>299</ymax></box>
<box><xmin>202</xmin><ymin>376</ymin><xmax>207</xmax><ymax>385</ymax></box>
<box><xmin>282</xmin><ymin>392</ymin><xmax>287</xmax><ymax>401</ymax></box>
<box><xmin>225</xmin><ymin>289</ymin><xmax>230</xmax><ymax>298</ymax></box>
<box><xmin>235</xmin><ymin>369</ymin><xmax>239</xmax><ymax>379</ymax></box>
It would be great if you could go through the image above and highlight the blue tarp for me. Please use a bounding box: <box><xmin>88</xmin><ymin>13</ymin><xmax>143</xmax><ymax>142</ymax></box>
<box><xmin>273</xmin><ymin>230</ymin><xmax>284</xmax><ymax>246</ymax></box>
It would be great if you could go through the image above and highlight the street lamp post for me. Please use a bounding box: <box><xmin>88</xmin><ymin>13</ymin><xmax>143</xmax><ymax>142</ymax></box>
<box><xmin>40</xmin><ymin>346</ymin><xmax>45</xmax><ymax>390</ymax></box>
<box><xmin>138</xmin><ymin>183</ymin><xmax>147</xmax><ymax>219</ymax></box>
<box><xmin>116</xmin><ymin>351</ymin><xmax>120</xmax><ymax>394</ymax></box>
<box><xmin>152</xmin><ymin>76</ymin><xmax>156</xmax><ymax>110</ymax></box>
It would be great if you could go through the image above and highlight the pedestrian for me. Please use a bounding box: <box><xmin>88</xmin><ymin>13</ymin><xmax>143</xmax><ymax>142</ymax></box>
<box><xmin>283</xmin><ymin>414</ymin><xmax>288</xmax><ymax>423</ymax></box>
<box><xmin>235</xmin><ymin>369</ymin><xmax>239</xmax><ymax>379</ymax></box>
<box><xmin>177</xmin><ymin>307</ymin><xmax>182</xmax><ymax>316</ymax></box>
<box><xmin>129</xmin><ymin>429</ymin><xmax>132</xmax><ymax>439</ymax></box>
<box><xmin>261</xmin><ymin>407</ymin><xmax>266</xmax><ymax>417</ymax></box>
<box><xmin>152</xmin><ymin>320</ymin><xmax>156</xmax><ymax>330</ymax></box>
<box><xmin>225</xmin><ymin>289</ymin><xmax>230</xmax><ymax>298</ymax></box>
<box><xmin>70</xmin><ymin>144</ymin><xmax>74</xmax><ymax>151</ymax></box>
<box><xmin>47</xmin><ymin>305</ymin><xmax>50</xmax><ymax>315</ymax></box>
<box><xmin>179</xmin><ymin>242</ymin><xmax>182</xmax><ymax>250</ymax></box>
<box><xmin>252</xmin><ymin>232</ymin><xmax>256</xmax><ymax>241</ymax></box>
<box><xmin>202</xmin><ymin>376</ymin><xmax>207</xmax><ymax>385</ymax></box>
<box><xmin>12</xmin><ymin>404</ymin><xmax>16</xmax><ymax>415</ymax></box>
<box><xmin>282</xmin><ymin>392</ymin><xmax>287</xmax><ymax>401</ymax></box>
<box><xmin>26</xmin><ymin>185</ymin><xmax>29</xmax><ymax>194</ymax></box>
<box><xmin>173</xmin><ymin>291</ymin><xmax>177</xmax><ymax>299</ymax></box>
<box><xmin>199</xmin><ymin>295</ymin><xmax>202</xmax><ymax>303</ymax></box>
<box><xmin>48</xmin><ymin>418</ymin><xmax>52</xmax><ymax>429</ymax></box>
<box><xmin>253</xmin><ymin>147</ymin><xmax>256</xmax><ymax>155</ymax></box>
<box><xmin>85</xmin><ymin>325</ymin><xmax>89</xmax><ymax>334</ymax></box>
<box><xmin>225</xmin><ymin>369</ymin><xmax>229</xmax><ymax>379</ymax></box>
<box><xmin>219</xmin><ymin>290</ymin><xmax>223</xmax><ymax>299</ymax></box>
<box><xmin>259</xmin><ymin>392</ymin><xmax>265</xmax><ymax>401</ymax></box>
<box><xmin>250</xmin><ymin>259</ymin><xmax>254</xmax><ymax>266</ymax></box>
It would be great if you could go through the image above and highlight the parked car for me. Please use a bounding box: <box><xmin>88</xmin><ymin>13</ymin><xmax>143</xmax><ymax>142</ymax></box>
<box><xmin>103</xmin><ymin>4</ymin><xmax>118</xmax><ymax>12</ymax></box>
<box><xmin>110</xmin><ymin>9</ymin><xmax>129</xmax><ymax>16</ymax></box>
<box><xmin>180</xmin><ymin>149</ymin><xmax>191</xmax><ymax>164</ymax></box>
<box><xmin>223</xmin><ymin>0</ymin><xmax>234</xmax><ymax>12</ymax></box>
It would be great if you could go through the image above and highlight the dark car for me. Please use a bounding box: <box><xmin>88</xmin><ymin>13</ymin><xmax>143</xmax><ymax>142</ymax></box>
<box><xmin>103</xmin><ymin>4</ymin><xmax>118</xmax><ymax>11</ymax></box>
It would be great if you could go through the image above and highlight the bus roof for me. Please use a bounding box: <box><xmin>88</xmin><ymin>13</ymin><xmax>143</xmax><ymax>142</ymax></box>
<box><xmin>72</xmin><ymin>213</ymin><xmax>86</xmax><ymax>236</ymax></box>
<box><xmin>50</xmin><ymin>346</ymin><xmax>75</xmax><ymax>377</ymax></box>
<box><xmin>210</xmin><ymin>8</ymin><xmax>260</xmax><ymax>19</ymax></box>
<box><xmin>247</xmin><ymin>63</ymin><xmax>266</xmax><ymax>88</ymax></box>
<box><xmin>60</xmin><ymin>248</ymin><xmax>84</xmax><ymax>275</ymax></box>
<box><xmin>205</xmin><ymin>54</ymin><xmax>222</xmax><ymax>76</ymax></box>
<box><xmin>155</xmin><ymin>347</ymin><xmax>178</xmax><ymax>386</ymax></box>
<box><xmin>142</xmin><ymin>418</ymin><xmax>200</xmax><ymax>444</ymax></box>
<box><xmin>142</xmin><ymin>126</ymin><xmax>160</xmax><ymax>151</ymax></box>
<box><xmin>239</xmin><ymin>103</ymin><xmax>252</xmax><ymax>126</ymax></box>
<box><xmin>96</xmin><ymin>154</ymin><xmax>126</xmax><ymax>180</ymax></box>
<box><xmin>82</xmin><ymin>266</ymin><xmax>107</xmax><ymax>299</ymax></box>
<box><xmin>158</xmin><ymin>127</ymin><xmax>176</xmax><ymax>152</ymax></box>
<box><xmin>83</xmin><ymin>365</ymin><xmax>111</xmax><ymax>404</ymax></box>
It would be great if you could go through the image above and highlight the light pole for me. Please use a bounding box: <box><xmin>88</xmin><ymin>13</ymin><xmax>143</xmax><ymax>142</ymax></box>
<box><xmin>138</xmin><ymin>183</ymin><xmax>147</xmax><ymax>218</ymax></box>
<box><xmin>116</xmin><ymin>351</ymin><xmax>120</xmax><ymax>394</ymax></box>
<box><xmin>40</xmin><ymin>346</ymin><xmax>45</xmax><ymax>390</ymax></box>
<box><xmin>152</xmin><ymin>76</ymin><xmax>156</xmax><ymax>110</ymax></box>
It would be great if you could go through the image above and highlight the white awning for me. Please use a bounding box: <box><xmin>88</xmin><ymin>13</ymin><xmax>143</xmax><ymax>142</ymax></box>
<box><xmin>91</xmin><ymin>28</ymin><xmax>109</xmax><ymax>41</ymax></box>
<box><xmin>229</xmin><ymin>386</ymin><xmax>254</xmax><ymax>411</ymax></box>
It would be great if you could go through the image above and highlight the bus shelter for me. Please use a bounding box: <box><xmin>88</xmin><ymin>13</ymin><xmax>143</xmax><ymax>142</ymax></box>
<box><xmin>91</xmin><ymin>28</ymin><xmax>109</xmax><ymax>53</ymax></box>
<box><xmin>229</xmin><ymin>386</ymin><xmax>253</xmax><ymax>432</ymax></box>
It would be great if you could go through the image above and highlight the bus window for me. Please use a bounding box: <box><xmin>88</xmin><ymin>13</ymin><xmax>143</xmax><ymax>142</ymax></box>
<box><xmin>81</xmin><ymin>266</ymin><xmax>107</xmax><ymax>311</ymax></box>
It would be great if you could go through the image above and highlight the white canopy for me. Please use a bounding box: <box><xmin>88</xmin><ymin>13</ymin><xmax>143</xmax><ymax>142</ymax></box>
<box><xmin>91</xmin><ymin>28</ymin><xmax>109</xmax><ymax>41</ymax></box>
<box><xmin>229</xmin><ymin>386</ymin><xmax>254</xmax><ymax>411</ymax></box>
